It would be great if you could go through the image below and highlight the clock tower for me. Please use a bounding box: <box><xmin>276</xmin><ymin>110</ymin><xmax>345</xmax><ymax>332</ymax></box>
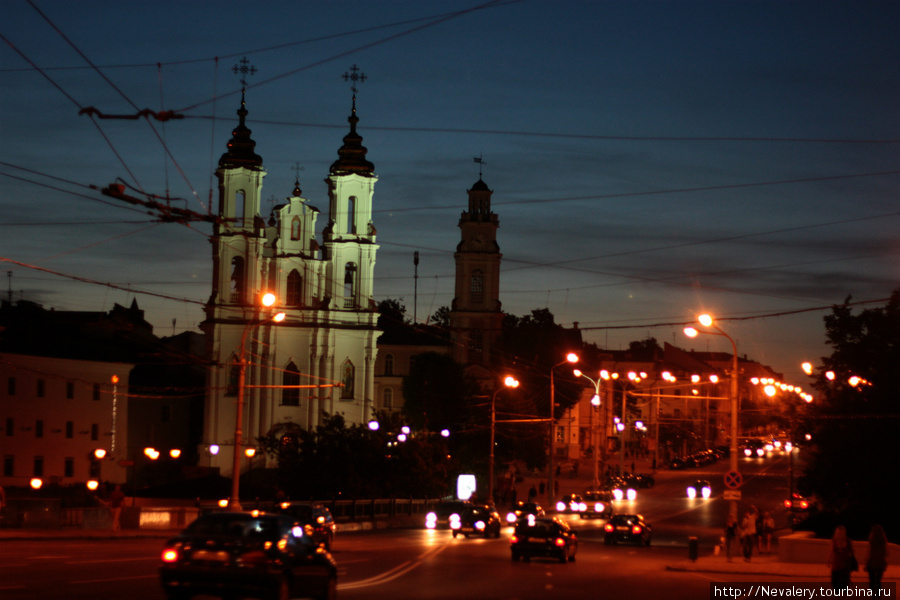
<box><xmin>449</xmin><ymin>177</ymin><xmax>503</xmax><ymax>366</ymax></box>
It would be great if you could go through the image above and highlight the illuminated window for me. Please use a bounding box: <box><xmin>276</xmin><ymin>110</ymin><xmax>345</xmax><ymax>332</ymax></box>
<box><xmin>470</xmin><ymin>270</ymin><xmax>484</xmax><ymax>303</ymax></box>
<box><xmin>282</xmin><ymin>362</ymin><xmax>300</xmax><ymax>407</ymax></box>
<box><xmin>287</xmin><ymin>270</ymin><xmax>303</xmax><ymax>307</ymax></box>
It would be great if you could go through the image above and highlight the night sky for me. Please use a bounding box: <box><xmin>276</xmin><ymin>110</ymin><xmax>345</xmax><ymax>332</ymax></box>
<box><xmin>2</xmin><ymin>0</ymin><xmax>898</xmax><ymax>384</ymax></box>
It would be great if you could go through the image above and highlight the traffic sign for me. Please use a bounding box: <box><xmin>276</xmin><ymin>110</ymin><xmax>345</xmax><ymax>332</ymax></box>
<box><xmin>724</xmin><ymin>490</ymin><xmax>742</xmax><ymax>501</ymax></box>
<box><xmin>724</xmin><ymin>471</ymin><xmax>742</xmax><ymax>489</ymax></box>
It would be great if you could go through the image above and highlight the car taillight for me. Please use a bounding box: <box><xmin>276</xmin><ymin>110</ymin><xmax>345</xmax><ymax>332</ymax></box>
<box><xmin>799</xmin><ymin>500</ymin><xmax>809</xmax><ymax>509</ymax></box>
<box><xmin>604</xmin><ymin>523</ymin><xmax>614</xmax><ymax>532</ymax></box>
<box><xmin>632</xmin><ymin>525</ymin><xmax>642</xmax><ymax>535</ymax></box>
<box><xmin>161</xmin><ymin>548</ymin><xmax>179</xmax><ymax>563</ymax></box>
<box><xmin>554</xmin><ymin>537</ymin><xmax>566</xmax><ymax>547</ymax></box>
<box><xmin>784</xmin><ymin>499</ymin><xmax>792</xmax><ymax>508</ymax></box>
<box><xmin>510</xmin><ymin>535</ymin><xmax>519</xmax><ymax>544</ymax></box>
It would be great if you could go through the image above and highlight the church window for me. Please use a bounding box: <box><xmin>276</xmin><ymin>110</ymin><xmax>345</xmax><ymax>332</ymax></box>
<box><xmin>282</xmin><ymin>361</ymin><xmax>300</xmax><ymax>407</ymax></box>
<box><xmin>383</xmin><ymin>387</ymin><xmax>393</xmax><ymax>410</ymax></box>
<box><xmin>341</xmin><ymin>361</ymin><xmax>355</xmax><ymax>399</ymax></box>
<box><xmin>291</xmin><ymin>217</ymin><xmax>301</xmax><ymax>240</ymax></box>
<box><xmin>384</xmin><ymin>354</ymin><xmax>394</xmax><ymax>376</ymax></box>
<box><xmin>347</xmin><ymin>196</ymin><xmax>356</xmax><ymax>234</ymax></box>
<box><xmin>234</xmin><ymin>191</ymin><xmax>246</xmax><ymax>227</ymax></box>
<box><xmin>470</xmin><ymin>269</ymin><xmax>484</xmax><ymax>304</ymax></box>
<box><xmin>469</xmin><ymin>330</ymin><xmax>484</xmax><ymax>363</ymax></box>
<box><xmin>230</xmin><ymin>256</ymin><xmax>245</xmax><ymax>303</ymax></box>
<box><xmin>287</xmin><ymin>270</ymin><xmax>303</xmax><ymax>307</ymax></box>
<box><xmin>343</xmin><ymin>263</ymin><xmax>357</xmax><ymax>308</ymax></box>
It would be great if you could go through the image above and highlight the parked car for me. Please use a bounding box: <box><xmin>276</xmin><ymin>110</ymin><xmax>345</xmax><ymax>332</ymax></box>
<box><xmin>506</xmin><ymin>501</ymin><xmax>545</xmax><ymax>524</ymax></box>
<box><xmin>578</xmin><ymin>490</ymin><xmax>614</xmax><ymax>519</ymax></box>
<box><xmin>425</xmin><ymin>500</ymin><xmax>470</xmax><ymax>529</ymax></box>
<box><xmin>686</xmin><ymin>480</ymin><xmax>712</xmax><ymax>499</ymax></box>
<box><xmin>276</xmin><ymin>501</ymin><xmax>336</xmax><ymax>550</ymax></box>
<box><xmin>451</xmin><ymin>504</ymin><xmax>503</xmax><ymax>538</ymax></box>
<box><xmin>159</xmin><ymin>511</ymin><xmax>337</xmax><ymax>600</ymax></box>
<box><xmin>604</xmin><ymin>513</ymin><xmax>652</xmax><ymax>546</ymax></box>
<box><xmin>510</xmin><ymin>516</ymin><xmax>578</xmax><ymax>563</ymax></box>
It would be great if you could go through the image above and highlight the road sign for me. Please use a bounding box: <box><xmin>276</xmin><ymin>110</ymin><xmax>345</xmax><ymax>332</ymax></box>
<box><xmin>724</xmin><ymin>471</ymin><xmax>742</xmax><ymax>489</ymax></box>
<box><xmin>723</xmin><ymin>490</ymin><xmax>742</xmax><ymax>501</ymax></box>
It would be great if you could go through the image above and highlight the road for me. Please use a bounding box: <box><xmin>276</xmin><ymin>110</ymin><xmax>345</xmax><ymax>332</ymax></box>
<box><xmin>0</xmin><ymin>453</ymin><xmax>801</xmax><ymax>600</ymax></box>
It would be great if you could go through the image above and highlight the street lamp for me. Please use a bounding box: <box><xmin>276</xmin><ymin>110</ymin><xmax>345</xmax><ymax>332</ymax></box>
<box><xmin>573</xmin><ymin>369</ymin><xmax>603</xmax><ymax>492</ymax></box>
<box><xmin>231</xmin><ymin>293</ymin><xmax>286</xmax><ymax>510</ymax></box>
<box><xmin>549</xmin><ymin>353</ymin><xmax>579</xmax><ymax>508</ymax></box>
<box><xmin>685</xmin><ymin>313</ymin><xmax>739</xmax><ymax>521</ymax></box>
<box><xmin>489</xmin><ymin>375</ymin><xmax>520</xmax><ymax>504</ymax></box>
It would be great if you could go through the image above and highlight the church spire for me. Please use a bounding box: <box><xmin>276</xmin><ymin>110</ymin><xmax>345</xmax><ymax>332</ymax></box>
<box><xmin>330</xmin><ymin>65</ymin><xmax>374</xmax><ymax>177</ymax></box>
<box><xmin>219</xmin><ymin>58</ymin><xmax>262</xmax><ymax>169</ymax></box>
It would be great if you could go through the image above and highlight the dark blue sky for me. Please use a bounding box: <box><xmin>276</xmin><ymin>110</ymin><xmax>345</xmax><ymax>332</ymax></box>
<box><xmin>2</xmin><ymin>0</ymin><xmax>898</xmax><ymax>383</ymax></box>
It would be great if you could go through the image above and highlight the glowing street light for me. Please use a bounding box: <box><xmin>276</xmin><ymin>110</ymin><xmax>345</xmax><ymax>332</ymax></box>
<box><xmin>573</xmin><ymin>369</ymin><xmax>604</xmax><ymax>491</ymax></box>
<box><xmin>549</xmin><ymin>353</ymin><xmax>578</xmax><ymax>506</ymax></box>
<box><xmin>489</xmin><ymin>375</ymin><xmax>520</xmax><ymax>503</ymax></box>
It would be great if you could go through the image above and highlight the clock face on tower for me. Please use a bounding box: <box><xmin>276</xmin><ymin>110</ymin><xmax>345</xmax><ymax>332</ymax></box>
<box><xmin>471</xmin><ymin>233</ymin><xmax>487</xmax><ymax>249</ymax></box>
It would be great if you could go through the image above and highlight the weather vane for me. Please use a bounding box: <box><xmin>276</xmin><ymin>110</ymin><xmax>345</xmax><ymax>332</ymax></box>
<box><xmin>232</xmin><ymin>56</ymin><xmax>257</xmax><ymax>88</ymax></box>
<box><xmin>474</xmin><ymin>154</ymin><xmax>486</xmax><ymax>178</ymax></box>
<box><xmin>342</xmin><ymin>64</ymin><xmax>367</xmax><ymax>95</ymax></box>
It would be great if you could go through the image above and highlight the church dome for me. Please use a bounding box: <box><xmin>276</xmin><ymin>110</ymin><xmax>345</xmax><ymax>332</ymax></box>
<box><xmin>330</xmin><ymin>97</ymin><xmax>374</xmax><ymax>176</ymax></box>
<box><xmin>219</xmin><ymin>91</ymin><xmax>262</xmax><ymax>169</ymax></box>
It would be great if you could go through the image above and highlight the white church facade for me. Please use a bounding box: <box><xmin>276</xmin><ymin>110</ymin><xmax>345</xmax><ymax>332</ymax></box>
<box><xmin>201</xmin><ymin>89</ymin><xmax>381</xmax><ymax>475</ymax></box>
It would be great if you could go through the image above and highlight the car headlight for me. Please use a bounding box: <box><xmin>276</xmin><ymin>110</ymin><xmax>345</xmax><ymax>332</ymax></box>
<box><xmin>702</xmin><ymin>487</ymin><xmax>711</xmax><ymax>499</ymax></box>
<box><xmin>744</xmin><ymin>448</ymin><xmax>752</xmax><ymax>457</ymax></box>
<box><xmin>613</xmin><ymin>489</ymin><xmax>624</xmax><ymax>501</ymax></box>
<box><xmin>687</xmin><ymin>487</ymin><xmax>697</xmax><ymax>499</ymax></box>
<box><xmin>556</xmin><ymin>501</ymin><xmax>566</xmax><ymax>512</ymax></box>
<box><xmin>577</xmin><ymin>502</ymin><xmax>587</xmax><ymax>512</ymax></box>
<box><xmin>506</xmin><ymin>512</ymin><xmax>517</xmax><ymax>523</ymax></box>
<box><xmin>627</xmin><ymin>489</ymin><xmax>637</xmax><ymax>501</ymax></box>
<box><xmin>594</xmin><ymin>502</ymin><xmax>605</xmax><ymax>512</ymax></box>
<box><xmin>475</xmin><ymin>520</ymin><xmax>485</xmax><ymax>530</ymax></box>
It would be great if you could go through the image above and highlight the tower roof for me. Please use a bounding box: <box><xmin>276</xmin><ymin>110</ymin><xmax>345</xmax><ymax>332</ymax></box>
<box><xmin>330</xmin><ymin>95</ymin><xmax>374</xmax><ymax>176</ymax></box>
<box><xmin>219</xmin><ymin>89</ymin><xmax>263</xmax><ymax>169</ymax></box>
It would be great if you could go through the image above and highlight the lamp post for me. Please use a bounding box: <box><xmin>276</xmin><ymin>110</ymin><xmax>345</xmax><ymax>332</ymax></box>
<box><xmin>231</xmin><ymin>293</ymin><xmax>285</xmax><ymax>510</ymax></box>
<box><xmin>549</xmin><ymin>353</ymin><xmax>579</xmax><ymax>508</ymax></box>
<box><xmin>573</xmin><ymin>370</ymin><xmax>602</xmax><ymax>491</ymax></box>
<box><xmin>685</xmin><ymin>313</ymin><xmax>739</xmax><ymax>521</ymax></box>
<box><xmin>489</xmin><ymin>376</ymin><xmax>519</xmax><ymax>505</ymax></box>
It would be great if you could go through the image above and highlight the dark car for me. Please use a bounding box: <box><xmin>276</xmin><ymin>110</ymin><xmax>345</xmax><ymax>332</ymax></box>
<box><xmin>555</xmin><ymin>493</ymin><xmax>586</xmax><ymax>514</ymax></box>
<box><xmin>277</xmin><ymin>501</ymin><xmax>336</xmax><ymax>550</ymax></box>
<box><xmin>603</xmin><ymin>477</ymin><xmax>637</xmax><ymax>501</ymax></box>
<box><xmin>505</xmin><ymin>501</ymin><xmax>545</xmax><ymax>524</ymax></box>
<box><xmin>579</xmin><ymin>490</ymin><xmax>614</xmax><ymax>519</ymax></box>
<box><xmin>425</xmin><ymin>500</ymin><xmax>470</xmax><ymax>530</ymax></box>
<box><xmin>510</xmin><ymin>516</ymin><xmax>577</xmax><ymax>563</ymax></box>
<box><xmin>159</xmin><ymin>511</ymin><xmax>337</xmax><ymax>600</ymax></box>
<box><xmin>604</xmin><ymin>513</ymin><xmax>652</xmax><ymax>546</ymax></box>
<box><xmin>451</xmin><ymin>504</ymin><xmax>503</xmax><ymax>538</ymax></box>
<box><xmin>686</xmin><ymin>479</ymin><xmax>712</xmax><ymax>499</ymax></box>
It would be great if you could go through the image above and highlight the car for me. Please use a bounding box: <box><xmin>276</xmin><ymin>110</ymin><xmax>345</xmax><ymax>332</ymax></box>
<box><xmin>277</xmin><ymin>501</ymin><xmax>336</xmax><ymax>550</ymax></box>
<box><xmin>742</xmin><ymin>439</ymin><xmax>766</xmax><ymax>458</ymax></box>
<box><xmin>603</xmin><ymin>477</ymin><xmax>637</xmax><ymax>501</ymax></box>
<box><xmin>604</xmin><ymin>513</ymin><xmax>652</xmax><ymax>546</ymax></box>
<box><xmin>506</xmin><ymin>501</ymin><xmax>545</xmax><ymax>524</ymax></box>
<box><xmin>451</xmin><ymin>504</ymin><xmax>503</xmax><ymax>538</ymax></box>
<box><xmin>784</xmin><ymin>492</ymin><xmax>812</xmax><ymax>512</ymax></box>
<box><xmin>159</xmin><ymin>511</ymin><xmax>337</xmax><ymax>600</ymax></box>
<box><xmin>555</xmin><ymin>493</ymin><xmax>586</xmax><ymax>514</ymax></box>
<box><xmin>510</xmin><ymin>515</ymin><xmax>578</xmax><ymax>563</ymax></box>
<box><xmin>578</xmin><ymin>490</ymin><xmax>614</xmax><ymax>519</ymax></box>
<box><xmin>686</xmin><ymin>479</ymin><xmax>712</xmax><ymax>499</ymax></box>
<box><xmin>425</xmin><ymin>500</ymin><xmax>471</xmax><ymax>529</ymax></box>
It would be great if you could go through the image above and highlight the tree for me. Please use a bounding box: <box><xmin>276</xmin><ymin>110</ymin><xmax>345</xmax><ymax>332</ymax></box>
<box><xmin>429</xmin><ymin>306</ymin><xmax>450</xmax><ymax>327</ymax></box>
<box><xmin>401</xmin><ymin>352</ymin><xmax>471</xmax><ymax>432</ymax></box>
<box><xmin>376</xmin><ymin>298</ymin><xmax>409</xmax><ymax>331</ymax></box>
<box><xmin>799</xmin><ymin>289</ymin><xmax>900</xmax><ymax>539</ymax></box>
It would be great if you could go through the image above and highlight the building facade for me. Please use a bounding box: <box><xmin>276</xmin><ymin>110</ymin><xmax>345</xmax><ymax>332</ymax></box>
<box><xmin>202</xmin><ymin>91</ymin><xmax>381</xmax><ymax>475</ymax></box>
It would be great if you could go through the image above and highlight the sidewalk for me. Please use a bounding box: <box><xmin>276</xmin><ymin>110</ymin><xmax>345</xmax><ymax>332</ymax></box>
<box><xmin>667</xmin><ymin>550</ymin><xmax>900</xmax><ymax>580</ymax></box>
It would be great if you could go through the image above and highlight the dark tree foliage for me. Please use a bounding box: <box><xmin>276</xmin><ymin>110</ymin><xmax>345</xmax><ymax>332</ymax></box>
<box><xmin>257</xmin><ymin>412</ymin><xmax>455</xmax><ymax>500</ymax></box>
<box><xmin>401</xmin><ymin>352</ymin><xmax>472</xmax><ymax>432</ymax></box>
<box><xmin>376</xmin><ymin>298</ymin><xmax>409</xmax><ymax>331</ymax></box>
<box><xmin>429</xmin><ymin>306</ymin><xmax>451</xmax><ymax>327</ymax></box>
<box><xmin>799</xmin><ymin>289</ymin><xmax>900</xmax><ymax>539</ymax></box>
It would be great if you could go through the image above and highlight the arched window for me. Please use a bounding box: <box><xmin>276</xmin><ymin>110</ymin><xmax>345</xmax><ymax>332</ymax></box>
<box><xmin>347</xmin><ymin>196</ymin><xmax>356</xmax><ymax>234</ymax></box>
<box><xmin>230</xmin><ymin>256</ymin><xmax>245</xmax><ymax>303</ymax></box>
<box><xmin>383</xmin><ymin>387</ymin><xmax>393</xmax><ymax>410</ymax></box>
<box><xmin>343</xmin><ymin>263</ymin><xmax>357</xmax><ymax>308</ymax></box>
<box><xmin>470</xmin><ymin>269</ymin><xmax>484</xmax><ymax>304</ymax></box>
<box><xmin>286</xmin><ymin>270</ymin><xmax>303</xmax><ymax>307</ymax></box>
<box><xmin>290</xmin><ymin>217</ymin><xmax>301</xmax><ymax>240</ymax></box>
<box><xmin>234</xmin><ymin>191</ymin><xmax>246</xmax><ymax>227</ymax></box>
<box><xmin>282</xmin><ymin>361</ymin><xmax>300</xmax><ymax>407</ymax></box>
<box><xmin>341</xmin><ymin>361</ymin><xmax>355</xmax><ymax>399</ymax></box>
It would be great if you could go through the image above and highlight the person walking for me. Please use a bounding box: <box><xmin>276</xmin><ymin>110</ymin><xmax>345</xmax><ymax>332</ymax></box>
<box><xmin>109</xmin><ymin>485</ymin><xmax>125</xmax><ymax>532</ymax></box>
<box><xmin>740</xmin><ymin>510</ymin><xmax>756</xmax><ymax>562</ymax></box>
<box><xmin>724</xmin><ymin>513</ymin><xmax>738</xmax><ymax>562</ymax></box>
<box><xmin>826</xmin><ymin>525</ymin><xmax>857</xmax><ymax>590</ymax></box>
<box><xmin>762</xmin><ymin>511</ymin><xmax>775</xmax><ymax>554</ymax></box>
<box><xmin>865</xmin><ymin>524</ymin><xmax>888</xmax><ymax>593</ymax></box>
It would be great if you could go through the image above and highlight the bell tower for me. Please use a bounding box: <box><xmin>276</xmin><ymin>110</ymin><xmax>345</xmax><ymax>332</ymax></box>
<box><xmin>449</xmin><ymin>171</ymin><xmax>503</xmax><ymax>366</ymax></box>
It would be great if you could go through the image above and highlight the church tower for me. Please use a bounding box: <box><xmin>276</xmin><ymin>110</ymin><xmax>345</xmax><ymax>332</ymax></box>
<box><xmin>449</xmin><ymin>176</ymin><xmax>503</xmax><ymax>366</ymax></box>
<box><xmin>202</xmin><ymin>79</ymin><xmax>380</xmax><ymax>477</ymax></box>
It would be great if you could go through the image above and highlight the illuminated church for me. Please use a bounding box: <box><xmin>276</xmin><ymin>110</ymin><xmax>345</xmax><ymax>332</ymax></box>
<box><xmin>201</xmin><ymin>87</ymin><xmax>380</xmax><ymax>475</ymax></box>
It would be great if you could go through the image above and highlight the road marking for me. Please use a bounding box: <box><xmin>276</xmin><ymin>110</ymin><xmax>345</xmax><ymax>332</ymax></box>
<box><xmin>339</xmin><ymin>539</ymin><xmax>450</xmax><ymax>590</ymax></box>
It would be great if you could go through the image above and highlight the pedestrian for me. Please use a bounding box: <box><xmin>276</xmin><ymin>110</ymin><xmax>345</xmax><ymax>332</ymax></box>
<box><xmin>826</xmin><ymin>525</ymin><xmax>857</xmax><ymax>590</ymax></box>
<box><xmin>762</xmin><ymin>511</ymin><xmax>775</xmax><ymax>554</ymax></box>
<box><xmin>528</xmin><ymin>484</ymin><xmax>537</xmax><ymax>501</ymax></box>
<box><xmin>109</xmin><ymin>484</ymin><xmax>126</xmax><ymax>532</ymax></box>
<box><xmin>740</xmin><ymin>510</ymin><xmax>756</xmax><ymax>562</ymax></box>
<box><xmin>725</xmin><ymin>513</ymin><xmax>738</xmax><ymax>562</ymax></box>
<box><xmin>865</xmin><ymin>524</ymin><xmax>888</xmax><ymax>593</ymax></box>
